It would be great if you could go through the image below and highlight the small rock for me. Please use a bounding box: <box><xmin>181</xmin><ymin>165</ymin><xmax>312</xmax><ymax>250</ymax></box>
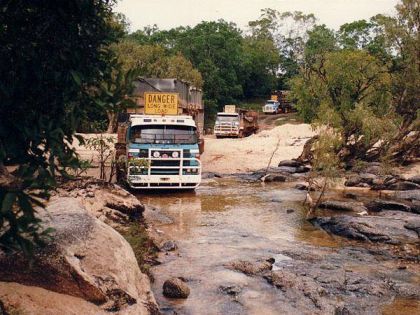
<box><xmin>345</xmin><ymin>175</ymin><xmax>362</xmax><ymax>187</ymax></box>
<box><xmin>262</xmin><ymin>174</ymin><xmax>287</xmax><ymax>183</ymax></box>
<box><xmin>286</xmin><ymin>209</ymin><xmax>295</xmax><ymax>214</ymax></box>
<box><xmin>86</xmin><ymin>192</ymin><xmax>95</xmax><ymax>198</ymax></box>
<box><xmin>359</xmin><ymin>173</ymin><xmax>378</xmax><ymax>184</ymax></box>
<box><xmin>343</xmin><ymin>193</ymin><xmax>357</xmax><ymax>200</ymax></box>
<box><xmin>163</xmin><ymin>278</ymin><xmax>190</xmax><ymax>299</ymax></box>
<box><xmin>160</xmin><ymin>240</ymin><xmax>177</xmax><ymax>252</ymax></box>
<box><xmin>220</xmin><ymin>285</ymin><xmax>242</xmax><ymax>296</ymax></box>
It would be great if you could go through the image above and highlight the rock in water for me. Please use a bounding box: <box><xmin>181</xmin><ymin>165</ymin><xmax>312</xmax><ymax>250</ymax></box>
<box><xmin>163</xmin><ymin>278</ymin><xmax>190</xmax><ymax>299</ymax></box>
<box><xmin>319</xmin><ymin>200</ymin><xmax>368</xmax><ymax>213</ymax></box>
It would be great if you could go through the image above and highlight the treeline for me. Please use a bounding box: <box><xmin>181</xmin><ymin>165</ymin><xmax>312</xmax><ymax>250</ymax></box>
<box><xmin>108</xmin><ymin>0</ymin><xmax>418</xmax><ymax>156</ymax></box>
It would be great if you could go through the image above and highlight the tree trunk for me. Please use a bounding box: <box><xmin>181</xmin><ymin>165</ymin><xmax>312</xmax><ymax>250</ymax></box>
<box><xmin>106</xmin><ymin>111</ymin><xmax>117</xmax><ymax>134</ymax></box>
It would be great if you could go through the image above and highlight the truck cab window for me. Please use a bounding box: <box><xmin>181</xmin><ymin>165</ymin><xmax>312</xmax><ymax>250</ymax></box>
<box><xmin>130</xmin><ymin>125</ymin><xmax>197</xmax><ymax>144</ymax></box>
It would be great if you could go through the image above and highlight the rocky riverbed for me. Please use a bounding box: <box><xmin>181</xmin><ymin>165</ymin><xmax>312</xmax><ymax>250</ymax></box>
<box><xmin>139</xmin><ymin>167</ymin><xmax>420</xmax><ymax>315</ymax></box>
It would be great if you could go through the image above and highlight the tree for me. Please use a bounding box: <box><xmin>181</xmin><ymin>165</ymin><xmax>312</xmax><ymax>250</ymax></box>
<box><xmin>291</xmin><ymin>50</ymin><xmax>394</xmax><ymax>163</ymax></box>
<box><xmin>0</xmin><ymin>0</ymin><xmax>121</xmax><ymax>253</ymax></box>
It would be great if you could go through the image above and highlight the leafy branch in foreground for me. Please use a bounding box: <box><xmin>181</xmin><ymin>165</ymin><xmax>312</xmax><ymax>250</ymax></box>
<box><xmin>0</xmin><ymin>0</ymin><xmax>122</xmax><ymax>254</ymax></box>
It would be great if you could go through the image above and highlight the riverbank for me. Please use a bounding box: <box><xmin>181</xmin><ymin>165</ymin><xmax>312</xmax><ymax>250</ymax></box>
<box><xmin>202</xmin><ymin>123</ymin><xmax>315</xmax><ymax>174</ymax></box>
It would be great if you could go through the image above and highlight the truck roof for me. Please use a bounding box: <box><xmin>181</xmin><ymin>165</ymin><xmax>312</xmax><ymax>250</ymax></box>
<box><xmin>130</xmin><ymin>115</ymin><xmax>197</xmax><ymax>128</ymax></box>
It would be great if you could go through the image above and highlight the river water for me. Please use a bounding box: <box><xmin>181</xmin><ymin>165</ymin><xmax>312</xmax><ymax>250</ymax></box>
<box><xmin>138</xmin><ymin>177</ymin><xmax>419</xmax><ymax>315</ymax></box>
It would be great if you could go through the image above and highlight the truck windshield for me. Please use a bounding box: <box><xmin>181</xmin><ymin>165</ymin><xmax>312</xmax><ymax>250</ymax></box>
<box><xmin>130</xmin><ymin>125</ymin><xmax>197</xmax><ymax>144</ymax></box>
<box><xmin>216</xmin><ymin>115</ymin><xmax>239</xmax><ymax>122</ymax></box>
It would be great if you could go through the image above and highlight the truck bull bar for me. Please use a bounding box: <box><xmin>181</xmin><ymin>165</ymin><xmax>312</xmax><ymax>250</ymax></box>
<box><xmin>127</xmin><ymin>148</ymin><xmax>201</xmax><ymax>189</ymax></box>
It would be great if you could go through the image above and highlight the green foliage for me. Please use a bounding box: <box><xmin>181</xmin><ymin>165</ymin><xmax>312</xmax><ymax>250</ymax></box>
<box><xmin>85</xmin><ymin>135</ymin><xmax>116</xmax><ymax>181</ymax></box>
<box><xmin>118</xmin><ymin>223</ymin><xmax>158</xmax><ymax>279</ymax></box>
<box><xmin>0</xmin><ymin>1</ymin><xmax>121</xmax><ymax>253</ymax></box>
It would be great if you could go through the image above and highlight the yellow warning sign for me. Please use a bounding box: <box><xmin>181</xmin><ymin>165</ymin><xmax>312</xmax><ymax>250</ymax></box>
<box><xmin>144</xmin><ymin>92</ymin><xmax>178</xmax><ymax>115</ymax></box>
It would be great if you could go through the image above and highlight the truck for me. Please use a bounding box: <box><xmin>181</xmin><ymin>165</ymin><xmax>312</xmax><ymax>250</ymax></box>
<box><xmin>214</xmin><ymin>105</ymin><xmax>258</xmax><ymax>138</ymax></box>
<box><xmin>263</xmin><ymin>90</ymin><xmax>294</xmax><ymax>114</ymax></box>
<box><xmin>115</xmin><ymin>78</ymin><xmax>204</xmax><ymax>189</ymax></box>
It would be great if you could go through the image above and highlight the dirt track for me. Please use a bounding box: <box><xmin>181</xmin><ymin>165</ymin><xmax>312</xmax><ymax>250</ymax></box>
<box><xmin>201</xmin><ymin>123</ymin><xmax>315</xmax><ymax>174</ymax></box>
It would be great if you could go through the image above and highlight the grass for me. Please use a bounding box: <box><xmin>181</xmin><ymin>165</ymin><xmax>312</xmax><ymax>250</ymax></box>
<box><xmin>117</xmin><ymin>222</ymin><xmax>158</xmax><ymax>281</ymax></box>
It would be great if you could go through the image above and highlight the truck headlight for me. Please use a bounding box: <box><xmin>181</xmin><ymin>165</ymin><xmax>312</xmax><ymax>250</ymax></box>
<box><xmin>172</xmin><ymin>151</ymin><xmax>179</xmax><ymax>158</ymax></box>
<box><xmin>153</xmin><ymin>151</ymin><xmax>160</xmax><ymax>158</ymax></box>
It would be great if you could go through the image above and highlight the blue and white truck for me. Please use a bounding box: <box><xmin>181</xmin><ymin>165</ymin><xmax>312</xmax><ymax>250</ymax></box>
<box><xmin>115</xmin><ymin>78</ymin><xmax>204</xmax><ymax>189</ymax></box>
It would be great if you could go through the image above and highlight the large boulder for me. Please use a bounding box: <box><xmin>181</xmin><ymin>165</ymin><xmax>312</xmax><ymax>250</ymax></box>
<box><xmin>58</xmin><ymin>179</ymin><xmax>145</xmax><ymax>229</ymax></box>
<box><xmin>0</xmin><ymin>198</ymin><xmax>157</xmax><ymax>314</ymax></box>
<box><xmin>0</xmin><ymin>282</ymin><xmax>107</xmax><ymax>315</ymax></box>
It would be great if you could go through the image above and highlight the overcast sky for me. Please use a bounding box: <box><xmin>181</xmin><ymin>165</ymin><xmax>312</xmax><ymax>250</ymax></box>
<box><xmin>115</xmin><ymin>0</ymin><xmax>398</xmax><ymax>32</ymax></box>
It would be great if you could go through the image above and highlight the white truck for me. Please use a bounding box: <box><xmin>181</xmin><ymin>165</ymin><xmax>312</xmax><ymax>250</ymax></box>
<box><xmin>124</xmin><ymin>114</ymin><xmax>202</xmax><ymax>189</ymax></box>
<box><xmin>214</xmin><ymin>105</ymin><xmax>258</xmax><ymax>138</ymax></box>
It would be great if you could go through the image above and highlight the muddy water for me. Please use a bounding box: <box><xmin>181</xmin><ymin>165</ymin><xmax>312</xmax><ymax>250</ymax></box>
<box><xmin>138</xmin><ymin>178</ymin><xmax>418</xmax><ymax>315</ymax></box>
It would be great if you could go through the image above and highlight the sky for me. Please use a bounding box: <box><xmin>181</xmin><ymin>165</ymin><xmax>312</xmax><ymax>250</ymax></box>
<box><xmin>115</xmin><ymin>0</ymin><xmax>399</xmax><ymax>33</ymax></box>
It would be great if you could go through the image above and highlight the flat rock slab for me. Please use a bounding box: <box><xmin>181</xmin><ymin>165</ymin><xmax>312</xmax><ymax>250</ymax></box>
<box><xmin>319</xmin><ymin>200</ymin><xmax>368</xmax><ymax>213</ymax></box>
<box><xmin>311</xmin><ymin>211</ymin><xmax>420</xmax><ymax>244</ymax></box>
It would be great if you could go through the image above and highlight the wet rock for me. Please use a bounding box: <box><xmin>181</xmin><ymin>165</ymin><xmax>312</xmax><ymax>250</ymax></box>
<box><xmin>364</xmin><ymin>165</ymin><xmax>383</xmax><ymax>175</ymax></box>
<box><xmin>359</xmin><ymin>173</ymin><xmax>378</xmax><ymax>184</ymax></box>
<box><xmin>343</xmin><ymin>193</ymin><xmax>357</xmax><ymax>200</ymax></box>
<box><xmin>202</xmin><ymin>172</ymin><xmax>222</xmax><ymax>179</ymax></box>
<box><xmin>275</xmin><ymin>166</ymin><xmax>298</xmax><ymax>173</ymax></box>
<box><xmin>160</xmin><ymin>241</ymin><xmax>178</xmax><ymax>252</ymax></box>
<box><xmin>311</xmin><ymin>211</ymin><xmax>420</xmax><ymax>244</ymax></box>
<box><xmin>319</xmin><ymin>200</ymin><xmax>368</xmax><ymax>212</ymax></box>
<box><xmin>220</xmin><ymin>285</ymin><xmax>242</xmax><ymax>296</ymax></box>
<box><xmin>262</xmin><ymin>174</ymin><xmax>287</xmax><ymax>183</ymax></box>
<box><xmin>226</xmin><ymin>259</ymin><xmax>273</xmax><ymax>276</ymax></box>
<box><xmin>295</xmin><ymin>165</ymin><xmax>311</xmax><ymax>173</ymax></box>
<box><xmin>388</xmin><ymin>181</ymin><xmax>420</xmax><ymax>191</ymax></box>
<box><xmin>0</xmin><ymin>198</ymin><xmax>157</xmax><ymax>314</ymax></box>
<box><xmin>365</xmin><ymin>199</ymin><xmax>412</xmax><ymax>213</ymax></box>
<box><xmin>295</xmin><ymin>183</ymin><xmax>308</xmax><ymax>191</ymax></box>
<box><xmin>278</xmin><ymin>159</ymin><xmax>302</xmax><ymax>167</ymax></box>
<box><xmin>344</xmin><ymin>175</ymin><xmax>362</xmax><ymax>187</ymax></box>
<box><xmin>163</xmin><ymin>278</ymin><xmax>190</xmax><ymax>299</ymax></box>
<box><xmin>394</xmin><ymin>190</ymin><xmax>420</xmax><ymax>201</ymax></box>
<box><xmin>407</xmin><ymin>175</ymin><xmax>420</xmax><ymax>185</ymax></box>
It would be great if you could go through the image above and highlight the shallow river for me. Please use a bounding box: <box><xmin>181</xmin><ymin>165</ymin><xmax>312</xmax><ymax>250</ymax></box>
<box><xmin>137</xmin><ymin>177</ymin><xmax>419</xmax><ymax>315</ymax></box>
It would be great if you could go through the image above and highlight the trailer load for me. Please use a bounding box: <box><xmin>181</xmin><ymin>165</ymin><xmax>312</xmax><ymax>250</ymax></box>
<box><xmin>263</xmin><ymin>90</ymin><xmax>294</xmax><ymax>114</ymax></box>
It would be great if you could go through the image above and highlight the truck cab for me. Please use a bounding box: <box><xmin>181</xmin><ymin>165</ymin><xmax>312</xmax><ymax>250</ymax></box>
<box><xmin>214</xmin><ymin>112</ymin><xmax>241</xmax><ymax>138</ymax></box>
<box><xmin>125</xmin><ymin>115</ymin><xmax>201</xmax><ymax>189</ymax></box>
<box><xmin>263</xmin><ymin>100</ymin><xmax>280</xmax><ymax>114</ymax></box>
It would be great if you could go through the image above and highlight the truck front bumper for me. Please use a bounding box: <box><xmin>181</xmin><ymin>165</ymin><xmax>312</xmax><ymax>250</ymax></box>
<box><xmin>214</xmin><ymin>126</ymin><xmax>240</xmax><ymax>137</ymax></box>
<box><xmin>128</xmin><ymin>174</ymin><xmax>201</xmax><ymax>189</ymax></box>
